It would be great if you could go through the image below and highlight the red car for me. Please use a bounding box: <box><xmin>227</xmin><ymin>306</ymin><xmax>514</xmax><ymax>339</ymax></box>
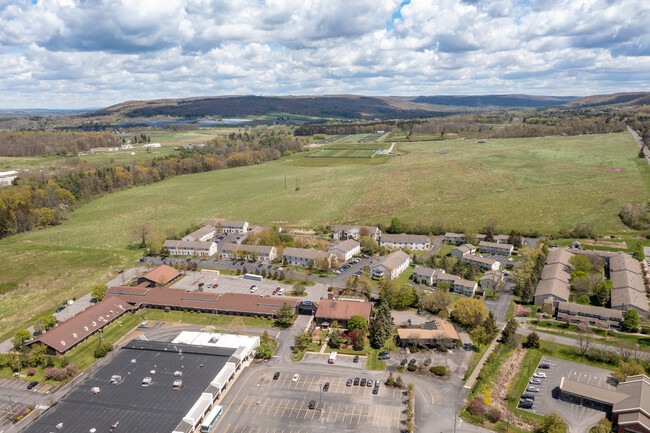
<box><xmin>272</xmin><ymin>287</ymin><xmax>280</xmax><ymax>295</ymax></box>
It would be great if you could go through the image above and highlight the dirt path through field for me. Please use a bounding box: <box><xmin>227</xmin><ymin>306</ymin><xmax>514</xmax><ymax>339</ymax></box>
<box><xmin>491</xmin><ymin>347</ymin><xmax>536</xmax><ymax>431</ymax></box>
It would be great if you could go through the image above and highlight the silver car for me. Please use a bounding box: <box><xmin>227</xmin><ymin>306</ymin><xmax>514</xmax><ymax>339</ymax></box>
<box><xmin>526</xmin><ymin>386</ymin><xmax>540</xmax><ymax>392</ymax></box>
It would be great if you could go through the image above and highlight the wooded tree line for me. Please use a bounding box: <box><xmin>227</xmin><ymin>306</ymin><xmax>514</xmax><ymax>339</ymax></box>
<box><xmin>0</xmin><ymin>131</ymin><xmax>119</xmax><ymax>156</ymax></box>
<box><xmin>0</xmin><ymin>132</ymin><xmax>304</xmax><ymax>239</ymax></box>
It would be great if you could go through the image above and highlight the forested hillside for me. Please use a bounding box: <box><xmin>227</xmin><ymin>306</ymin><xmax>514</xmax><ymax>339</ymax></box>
<box><xmin>0</xmin><ymin>132</ymin><xmax>118</xmax><ymax>156</ymax></box>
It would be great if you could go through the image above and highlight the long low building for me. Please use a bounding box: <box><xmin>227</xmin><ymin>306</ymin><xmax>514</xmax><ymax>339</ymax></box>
<box><xmin>397</xmin><ymin>320</ymin><xmax>460</xmax><ymax>349</ymax></box>
<box><xmin>163</xmin><ymin>240</ymin><xmax>217</xmax><ymax>257</ymax></box>
<box><xmin>314</xmin><ymin>299</ymin><xmax>372</xmax><ymax>328</ymax></box>
<box><xmin>219</xmin><ymin>243</ymin><xmax>277</xmax><ymax>262</ymax></box>
<box><xmin>412</xmin><ymin>266</ymin><xmax>446</xmax><ymax>285</ymax></box>
<box><xmin>282</xmin><ymin>247</ymin><xmax>333</xmax><ymax>266</ymax></box>
<box><xmin>327</xmin><ymin>239</ymin><xmax>361</xmax><ymax>261</ymax></box>
<box><xmin>461</xmin><ymin>254</ymin><xmax>500</xmax><ymax>271</ymax></box>
<box><xmin>478</xmin><ymin>241</ymin><xmax>514</xmax><ymax>256</ymax></box>
<box><xmin>107</xmin><ymin>286</ymin><xmax>300</xmax><ymax>318</ymax></box>
<box><xmin>556</xmin><ymin>302</ymin><xmax>623</xmax><ymax>330</ymax></box>
<box><xmin>182</xmin><ymin>226</ymin><xmax>216</xmax><ymax>242</ymax></box>
<box><xmin>332</xmin><ymin>224</ymin><xmax>380</xmax><ymax>240</ymax></box>
<box><xmin>451</xmin><ymin>278</ymin><xmax>478</xmax><ymax>297</ymax></box>
<box><xmin>379</xmin><ymin>233</ymin><xmax>430</xmax><ymax>251</ymax></box>
<box><xmin>26</xmin><ymin>296</ymin><xmax>134</xmax><ymax>356</ymax></box>
<box><xmin>534</xmin><ymin>248</ymin><xmax>572</xmax><ymax>307</ymax></box>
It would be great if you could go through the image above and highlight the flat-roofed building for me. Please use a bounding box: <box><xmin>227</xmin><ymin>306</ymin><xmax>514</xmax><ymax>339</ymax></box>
<box><xmin>451</xmin><ymin>244</ymin><xmax>476</xmax><ymax>259</ymax></box>
<box><xmin>379</xmin><ymin>233</ymin><xmax>430</xmax><ymax>251</ymax></box>
<box><xmin>327</xmin><ymin>239</ymin><xmax>361</xmax><ymax>261</ymax></box>
<box><xmin>478</xmin><ymin>241</ymin><xmax>514</xmax><ymax>256</ymax></box>
<box><xmin>219</xmin><ymin>243</ymin><xmax>277</xmax><ymax>262</ymax></box>
<box><xmin>370</xmin><ymin>250</ymin><xmax>410</xmax><ymax>280</ymax></box>
<box><xmin>462</xmin><ymin>254</ymin><xmax>500</xmax><ymax>271</ymax></box>
<box><xmin>556</xmin><ymin>302</ymin><xmax>623</xmax><ymax>330</ymax></box>
<box><xmin>331</xmin><ymin>224</ymin><xmax>380</xmax><ymax>240</ymax></box>
<box><xmin>163</xmin><ymin>240</ymin><xmax>217</xmax><ymax>257</ymax></box>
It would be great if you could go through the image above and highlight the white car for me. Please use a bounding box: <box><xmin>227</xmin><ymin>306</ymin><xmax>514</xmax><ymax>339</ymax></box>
<box><xmin>250</xmin><ymin>285</ymin><xmax>258</xmax><ymax>293</ymax></box>
<box><xmin>529</xmin><ymin>379</ymin><xmax>542</xmax><ymax>385</ymax></box>
<box><xmin>533</xmin><ymin>372</ymin><xmax>546</xmax><ymax>378</ymax></box>
<box><xmin>526</xmin><ymin>386</ymin><xmax>540</xmax><ymax>392</ymax></box>
<box><xmin>292</xmin><ymin>374</ymin><xmax>299</xmax><ymax>382</ymax></box>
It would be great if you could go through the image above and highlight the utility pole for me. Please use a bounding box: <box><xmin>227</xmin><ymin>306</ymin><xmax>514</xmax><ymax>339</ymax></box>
<box><xmin>284</xmin><ymin>175</ymin><xmax>287</xmax><ymax>190</ymax></box>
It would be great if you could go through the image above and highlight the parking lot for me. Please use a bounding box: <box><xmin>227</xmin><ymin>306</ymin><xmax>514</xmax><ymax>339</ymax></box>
<box><xmin>301</xmin><ymin>353</ymin><xmax>367</xmax><ymax>369</ymax></box>
<box><xmin>0</xmin><ymin>378</ymin><xmax>55</xmax><ymax>394</ymax></box>
<box><xmin>0</xmin><ymin>401</ymin><xmax>30</xmax><ymax>427</ymax></box>
<box><xmin>518</xmin><ymin>357</ymin><xmax>615</xmax><ymax>431</ymax></box>
<box><xmin>213</xmin><ymin>368</ymin><xmax>406</xmax><ymax>433</ymax></box>
<box><xmin>170</xmin><ymin>271</ymin><xmax>327</xmax><ymax>302</ymax></box>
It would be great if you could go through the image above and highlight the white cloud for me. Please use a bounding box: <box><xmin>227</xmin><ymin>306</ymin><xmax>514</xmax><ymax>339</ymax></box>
<box><xmin>0</xmin><ymin>0</ymin><xmax>648</xmax><ymax>108</ymax></box>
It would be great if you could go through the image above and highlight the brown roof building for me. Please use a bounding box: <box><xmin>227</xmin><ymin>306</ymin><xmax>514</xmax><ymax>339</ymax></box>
<box><xmin>137</xmin><ymin>265</ymin><xmax>182</xmax><ymax>287</ymax></box>
<box><xmin>315</xmin><ymin>299</ymin><xmax>372</xmax><ymax>328</ymax></box>
<box><xmin>27</xmin><ymin>296</ymin><xmax>133</xmax><ymax>356</ymax></box>
<box><xmin>397</xmin><ymin>320</ymin><xmax>460</xmax><ymax>349</ymax></box>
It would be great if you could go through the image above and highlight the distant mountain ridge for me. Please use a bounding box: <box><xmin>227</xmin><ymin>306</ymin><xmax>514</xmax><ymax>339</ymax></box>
<box><xmin>83</xmin><ymin>92</ymin><xmax>650</xmax><ymax>121</ymax></box>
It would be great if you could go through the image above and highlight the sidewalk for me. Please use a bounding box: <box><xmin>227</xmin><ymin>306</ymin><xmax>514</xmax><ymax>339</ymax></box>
<box><xmin>463</xmin><ymin>334</ymin><xmax>501</xmax><ymax>390</ymax></box>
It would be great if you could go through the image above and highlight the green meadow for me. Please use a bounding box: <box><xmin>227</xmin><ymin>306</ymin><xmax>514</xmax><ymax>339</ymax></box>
<box><xmin>0</xmin><ymin>132</ymin><xmax>648</xmax><ymax>340</ymax></box>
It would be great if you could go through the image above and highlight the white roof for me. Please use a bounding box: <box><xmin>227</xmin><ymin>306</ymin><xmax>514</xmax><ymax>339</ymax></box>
<box><xmin>172</xmin><ymin>331</ymin><xmax>260</xmax><ymax>354</ymax></box>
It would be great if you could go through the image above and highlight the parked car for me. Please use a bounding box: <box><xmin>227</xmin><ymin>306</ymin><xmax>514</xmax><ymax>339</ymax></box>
<box><xmin>27</xmin><ymin>381</ymin><xmax>39</xmax><ymax>390</ymax></box>
<box><xmin>353</xmin><ymin>355</ymin><xmax>359</xmax><ymax>363</ymax></box>
<box><xmin>360</xmin><ymin>378</ymin><xmax>366</xmax><ymax>386</ymax></box>
<box><xmin>308</xmin><ymin>400</ymin><xmax>316</xmax><ymax>409</ymax></box>
<box><xmin>400</xmin><ymin>359</ymin><xmax>408</xmax><ymax>367</ymax></box>
<box><xmin>250</xmin><ymin>285</ymin><xmax>258</xmax><ymax>293</ymax></box>
<box><xmin>375</xmin><ymin>379</ymin><xmax>381</xmax><ymax>386</ymax></box>
<box><xmin>372</xmin><ymin>386</ymin><xmax>379</xmax><ymax>395</ymax></box>
<box><xmin>346</xmin><ymin>379</ymin><xmax>352</xmax><ymax>386</ymax></box>
<box><xmin>366</xmin><ymin>378</ymin><xmax>373</xmax><ymax>387</ymax></box>
<box><xmin>292</xmin><ymin>374</ymin><xmax>299</xmax><ymax>382</ymax></box>
<box><xmin>529</xmin><ymin>379</ymin><xmax>542</xmax><ymax>385</ymax></box>
<box><xmin>408</xmin><ymin>359</ymin><xmax>416</xmax><ymax>365</ymax></box>
<box><xmin>273</xmin><ymin>372</ymin><xmax>280</xmax><ymax>380</ymax></box>
<box><xmin>323</xmin><ymin>382</ymin><xmax>330</xmax><ymax>392</ymax></box>
<box><xmin>424</xmin><ymin>358</ymin><xmax>432</xmax><ymax>366</ymax></box>
<box><xmin>278</xmin><ymin>288</ymin><xmax>285</xmax><ymax>295</ymax></box>
<box><xmin>538</xmin><ymin>364</ymin><xmax>550</xmax><ymax>369</ymax></box>
<box><xmin>526</xmin><ymin>386</ymin><xmax>540</xmax><ymax>392</ymax></box>
<box><xmin>353</xmin><ymin>377</ymin><xmax>360</xmax><ymax>386</ymax></box>
<box><xmin>521</xmin><ymin>394</ymin><xmax>535</xmax><ymax>400</ymax></box>
<box><xmin>533</xmin><ymin>372</ymin><xmax>546</xmax><ymax>378</ymax></box>
<box><xmin>519</xmin><ymin>400</ymin><xmax>533</xmax><ymax>409</ymax></box>
<box><xmin>55</xmin><ymin>306</ymin><xmax>65</xmax><ymax>313</ymax></box>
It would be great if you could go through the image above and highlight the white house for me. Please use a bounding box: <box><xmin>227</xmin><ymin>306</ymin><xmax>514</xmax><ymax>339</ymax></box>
<box><xmin>332</xmin><ymin>224</ymin><xmax>381</xmax><ymax>240</ymax></box>
<box><xmin>204</xmin><ymin>220</ymin><xmax>249</xmax><ymax>234</ymax></box>
<box><xmin>478</xmin><ymin>241</ymin><xmax>514</xmax><ymax>256</ymax></box>
<box><xmin>379</xmin><ymin>234</ymin><xmax>430</xmax><ymax>251</ymax></box>
<box><xmin>451</xmin><ymin>244</ymin><xmax>476</xmax><ymax>259</ymax></box>
<box><xmin>327</xmin><ymin>239</ymin><xmax>360</xmax><ymax>261</ymax></box>
<box><xmin>0</xmin><ymin>170</ymin><xmax>19</xmax><ymax>187</ymax></box>
<box><xmin>282</xmin><ymin>247</ymin><xmax>333</xmax><ymax>267</ymax></box>
<box><xmin>163</xmin><ymin>240</ymin><xmax>217</xmax><ymax>257</ymax></box>
<box><xmin>143</xmin><ymin>142</ymin><xmax>162</xmax><ymax>148</ymax></box>
<box><xmin>370</xmin><ymin>250</ymin><xmax>410</xmax><ymax>280</ymax></box>
<box><xmin>462</xmin><ymin>254</ymin><xmax>500</xmax><ymax>271</ymax></box>
<box><xmin>219</xmin><ymin>243</ymin><xmax>277</xmax><ymax>262</ymax></box>
<box><xmin>182</xmin><ymin>226</ymin><xmax>216</xmax><ymax>242</ymax></box>
<box><xmin>412</xmin><ymin>266</ymin><xmax>446</xmax><ymax>285</ymax></box>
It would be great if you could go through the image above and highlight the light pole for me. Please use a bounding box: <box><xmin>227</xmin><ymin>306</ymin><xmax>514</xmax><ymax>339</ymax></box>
<box><xmin>318</xmin><ymin>383</ymin><xmax>323</xmax><ymax>411</ymax></box>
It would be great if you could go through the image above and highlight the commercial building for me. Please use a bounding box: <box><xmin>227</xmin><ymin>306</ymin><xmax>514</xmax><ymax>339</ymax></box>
<box><xmin>281</xmin><ymin>247</ymin><xmax>333</xmax><ymax>266</ymax></box>
<box><xmin>314</xmin><ymin>299</ymin><xmax>372</xmax><ymax>329</ymax></box>
<box><xmin>379</xmin><ymin>234</ymin><xmax>431</xmax><ymax>251</ymax></box>
<box><xmin>396</xmin><ymin>320</ymin><xmax>460</xmax><ymax>349</ymax></box>
<box><xmin>331</xmin><ymin>224</ymin><xmax>380</xmax><ymax>240</ymax></box>
<box><xmin>24</xmin><ymin>340</ymin><xmax>241</xmax><ymax>433</ymax></box>
<box><xmin>327</xmin><ymin>239</ymin><xmax>361</xmax><ymax>261</ymax></box>
<box><xmin>163</xmin><ymin>240</ymin><xmax>217</xmax><ymax>257</ymax></box>
<box><xmin>451</xmin><ymin>244</ymin><xmax>476</xmax><ymax>259</ymax></box>
<box><xmin>26</xmin><ymin>296</ymin><xmax>133</xmax><ymax>356</ymax></box>
<box><xmin>478</xmin><ymin>241</ymin><xmax>514</xmax><ymax>256</ymax></box>
<box><xmin>219</xmin><ymin>243</ymin><xmax>277</xmax><ymax>262</ymax></box>
<box><xmin>461</xmin><ymin>254</ymin><xmax>500</xmax><ymax>271</ymax></box>
<box><xmin>369</xmin><ymin>250</ymin><xmax>411</xmax><ymax>280</ymax></box>
<box><xmin>137</xmin><ymin>264</ymin><xmax>183</xmax><ymax>287</ymax></box>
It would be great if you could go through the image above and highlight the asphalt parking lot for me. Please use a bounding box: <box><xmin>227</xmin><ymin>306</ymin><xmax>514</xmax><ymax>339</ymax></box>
<box><xmin>0</xmin><ymin>401</ymin><xmax>30</xmax><ymax>427</ymax></box>
<box><xmin>301</xmin><ymin>352</ymin><xmax>367</xmax><ymax>369</ymax></box>
<box><xmin>170</xmin><ymin>271</ymin><xmax>327</xmax><ymax>302</ymax></box>
<box><xmin>0</xmin><ymin>378</ymin><xmax>55</xmax><ymax>395</ymax></box>
<box><xmin>518</xmin><ymin>356</ymin><xmax>615</xmax><ymax>431</ymax></box>
<box><xmin>212</xmin><ymin>368</ymin><xmax>405</xmax><ymax>433</ymax></box>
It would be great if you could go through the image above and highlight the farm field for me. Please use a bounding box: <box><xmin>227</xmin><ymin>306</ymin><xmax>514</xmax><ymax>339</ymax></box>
<box><xmin>0</xmin><ymin>132</ymin><xmax>648</xmax><ymax>341</ymax></box>
<box><xmin>308</xmin><ymin>149</ymin><xmax>377</xmax><ymax>158</ymax></box>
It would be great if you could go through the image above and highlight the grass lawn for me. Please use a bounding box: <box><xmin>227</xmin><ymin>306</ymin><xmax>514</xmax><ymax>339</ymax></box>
<box><xmin>366</xmin><ymin>349</ymin><xmax>387</xmax><ymax>370</ymax></box>
<box><xmin>141</xmin><ymin>309</ymin><xmax>280</xmax><ymax>328</ymax></box>
<box><xmin>1</xmin><ymin>132</ymin><xmax>648</xmax><ymax>344</ymax></box>
<box><xmin>66</xmin><ymin>313</ymin><xmax>144</xmax><ymax>371</ymax></box>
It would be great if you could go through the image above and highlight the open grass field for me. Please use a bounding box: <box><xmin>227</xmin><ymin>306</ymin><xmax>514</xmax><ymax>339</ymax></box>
<box><xmin>309</xmin><ymin>149</ymin><xmax>377</xmax><ymax>158</ymax></box>
<box><xmin>325</xmin><ymin>142</ymin><xmax>391</xmax><ymax>150</ymax></box>
<box><xmin>1</xmin><ymin>132</ymin><xmax>648</xmax><ymax>341</ymax></box>
<box><xmin>334</xmin><ymin>133</ymin><xmax>386</xmax><ymax>143</ymax></box>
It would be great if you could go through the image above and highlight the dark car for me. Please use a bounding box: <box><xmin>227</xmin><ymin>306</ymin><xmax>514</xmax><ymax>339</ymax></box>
<box><xmin>273</xmin><ymin>372</ymin><xmax>280</xmax><ymax>380</ymax></box>
<box><xmin>519</xmin><ymin>400</ymin><xmax>533</xmax><ymax>409</ymax></box>
<box><xmin>366</xmin><ymin>378</ymin><xmax>373</xmax><ymax>387</ymax></box>
<box><xmin>353</xmin><ymin>378</ymin><xmax>360</xmax><ymax>386</ymax></box>
<box><xmin>353</xmin><ymin>355</ymin><xmax>359</xmax><ymax>363</ymax></box>
<box><xmin>27</xmin><ymin>381</ymin><xmax>39</xmax><ymax>390</ymax></box>
<box><xmin>522</xmin><ymin>394</ymin><xmax>535</xmax><ymax>401</ymax></box>
<box><xmin>408</xmin><ymin>359</ymin><xmax>416</xmax><ymax>365</ymax></box>
<box><xmin>55</xmin><ymin>306</ymin><xmax>65</xmax><ymax>313</ymax></box>
<box><xmin>360</xmin><ymin>378</ymin><xmax>366</xmax><ymax>386</ymax></box>
<box><xmin>372</xmin><ymin>386</ymin><xmax>379</xmax><ymax>395</ymax></box>
<box><xmin>323</xmin><ymin>382</ymin><xmax>330</xmax><ymax>392</ymax></box>
<box><xmin>400</xmin><ymin>359</ymin><xmax>408</xmax><ymax>367</ymax></box>
<box><xmin>346</xmin><ymin>379</ymin><xmax>352</xmax><ymax>387</ymax></box>
<box><xmin>308</xmin><ymin>400</ymin><xmax>316</xmax><ymax>410</ymax></box>
<box><xmin>539</xmin><ymin>363</ymin><xmax>550</xmax><ymax>369</ymax></box>
<box><xmin>424</xmin><ymin>358</ymin><xmax>431</xmax><ymax>366</ymax></box>
<box><xmin>378</xmin><ymin>353</ymin><xmax>390</xmax><ymax>360</ymax></box>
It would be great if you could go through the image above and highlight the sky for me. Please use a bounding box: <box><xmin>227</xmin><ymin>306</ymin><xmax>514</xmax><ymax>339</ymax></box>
<box><xmin>0</xmin><ymin>0</ymin><xmax>649</xmax><ymax>109</ymax></box>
